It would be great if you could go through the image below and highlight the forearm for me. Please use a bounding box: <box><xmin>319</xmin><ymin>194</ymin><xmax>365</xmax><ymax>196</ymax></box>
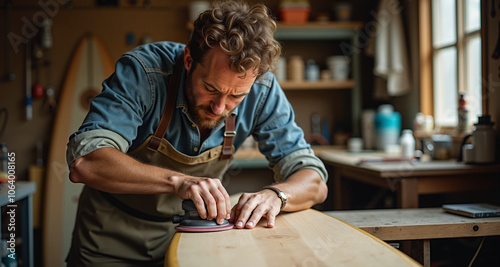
<box><xmin>274</xmin><ymin>168</ymin><xmax>328</xmax><ymax>212</ymax></box>
<box><xmin>70</xmin><ymin>147</ymin><xmax>232</xmax><ymax>222</ymax></box>
<box><xmin>230</xmin><ymin>168</ymin><xmax>327</xmax><ymax>229</ymax></box>
<box><xmin>69</xmin><ymin>147</ymin><xmax>181</xmax><ymax>194</ymax></box>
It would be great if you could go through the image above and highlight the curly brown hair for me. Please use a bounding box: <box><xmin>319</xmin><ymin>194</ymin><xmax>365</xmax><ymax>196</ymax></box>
<box><xmin>188</xmin><ymin>1</ymin><xmax>281</xmax><ymax>78</ymax></box>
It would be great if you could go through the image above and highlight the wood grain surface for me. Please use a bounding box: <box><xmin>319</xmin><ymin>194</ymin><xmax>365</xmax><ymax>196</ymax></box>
<box><xmin>166</xmin><ymin>209</ymin><xmax>421</xmax><ymax>266</ymax></box>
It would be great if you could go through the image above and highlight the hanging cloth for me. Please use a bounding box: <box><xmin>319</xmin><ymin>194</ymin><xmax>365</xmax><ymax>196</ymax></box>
<box><xmin>366</xmin><ymin>0</ymin><xmax>411</xmax><ymax>99</ymax></box>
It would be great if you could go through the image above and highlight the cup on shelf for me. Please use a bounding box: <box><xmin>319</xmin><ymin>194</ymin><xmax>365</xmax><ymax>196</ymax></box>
<box><xmin>327</xmin><ymin>56</ymin><xmax>350</xmax><ymax>80</ymax></box>
<box><xmin>347</xmin><ymin>137</ymin><xmax>363</xmax><ymax>153</ymax></box>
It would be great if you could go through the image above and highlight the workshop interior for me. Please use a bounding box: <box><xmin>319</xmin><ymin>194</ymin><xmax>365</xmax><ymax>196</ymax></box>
<box><xmin>1</xmin><ymin>0</ymin><xmax>500</xmax><ymax>266</ymax></box>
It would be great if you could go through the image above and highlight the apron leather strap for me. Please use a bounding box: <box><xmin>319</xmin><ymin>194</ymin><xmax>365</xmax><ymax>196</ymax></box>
<box><xmin>221</xmin><ymin>114</ymin><xmax>236</xmax><ymax>159</ymax></box>
<box><xmin>147</xmin><ymin>55</ymin><xmax>184</xmax><ymax>151</ymax></box>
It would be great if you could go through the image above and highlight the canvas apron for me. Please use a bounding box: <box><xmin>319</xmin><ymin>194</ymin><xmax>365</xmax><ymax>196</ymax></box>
<box><xmin>67</xmin><ymin>56</ymin><xmax>236</xmax><ymax>266</ymax></box>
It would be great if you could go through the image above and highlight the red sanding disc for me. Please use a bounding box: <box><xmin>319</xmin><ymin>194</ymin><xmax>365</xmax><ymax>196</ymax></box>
<box><xmin>175</xmin><ymin>223</ymin><xmax>234</xmax><ymax>233</ymax></box>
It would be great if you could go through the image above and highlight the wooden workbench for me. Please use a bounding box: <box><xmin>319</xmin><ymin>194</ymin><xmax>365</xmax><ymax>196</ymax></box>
<box><xmin>166</xmin><ymin>209</ymin><xmax>421</xmax><ymax>266</ymax></box>
<box><xmin>325</xmin><ymin>208</ymin><xmax>500</xmax><ymax>266</ymax></box>
<box><xmin>318</xmin><ymin>149</ymin><xmax>500</xmax><ymax>208</ymax></box>
<box><xmin>325</xmin><ymin>208</ymin><xmax>500</xmax><ymax>240</ymax></box>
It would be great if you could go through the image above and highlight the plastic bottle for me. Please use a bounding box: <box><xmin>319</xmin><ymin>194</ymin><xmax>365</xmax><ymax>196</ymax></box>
<box><xmin>305</xmin><ymin>59</ymin><xmax>319</xmax><ymax>81</ymax></box>
<box><xmin>413</xmin><ymin>112</ymin><xmax>425</xmax><ymax>131</ymax></box>
<box><xmin>374</xmin><ymin>105</ymin><xmax>401</xmax><ymax>151</ymax></box>
<box><xmin>423</xmin><ymin>115</ymin><xmax>434</xmax><ymax>133</ymax></box>
<box><xmin>400</xmin><ymin>129</ymin><xmax>415</xmax><ymax>160</ymax></box>
<box><xmin>0</xmin><ymin>143</ymin><xmax>8</xmax><ymax>174</ymax></box>
<box><xmin>457</xmin><ymin>94</ymin><xmax>469</xmax><ymax>132</ymax></box>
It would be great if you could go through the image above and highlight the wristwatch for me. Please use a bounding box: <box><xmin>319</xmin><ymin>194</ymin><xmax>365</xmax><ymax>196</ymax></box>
<box><xmin>263</xmin><ymin>186</ymin><xmax>287</xmax><ymax>210</ymax></box>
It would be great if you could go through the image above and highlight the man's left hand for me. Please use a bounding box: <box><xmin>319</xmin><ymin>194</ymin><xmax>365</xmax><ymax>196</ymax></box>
<box><xmin>229</xmin><ymin>189</ymin><xmax>282</xmax><ymax>229</ymax></box>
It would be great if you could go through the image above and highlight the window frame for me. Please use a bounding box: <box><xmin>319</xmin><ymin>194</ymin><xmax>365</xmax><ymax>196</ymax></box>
<box><xmin>419</xmin><ymin>0</ymin><xmax>484</xmax><ymax>129</ymax></box>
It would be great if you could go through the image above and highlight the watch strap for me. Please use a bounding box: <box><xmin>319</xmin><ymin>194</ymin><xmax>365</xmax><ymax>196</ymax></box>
<box><xmin>263</xmin><ymin>186</ymin><xmax>286</xmax><ymax>210</ymax></box>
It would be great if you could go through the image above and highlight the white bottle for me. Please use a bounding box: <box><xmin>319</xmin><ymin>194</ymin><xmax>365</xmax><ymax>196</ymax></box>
<box><xmin>400</xmin><ymin>129</ymin><xmax>415</xmax><ymax>160</ymax></box>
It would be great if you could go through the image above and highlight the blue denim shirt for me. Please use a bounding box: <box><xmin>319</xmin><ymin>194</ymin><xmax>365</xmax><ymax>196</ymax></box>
<box><xmin>67</xmin><ymin>41</ymin><xmax>327</xmax><ymax>182</ymax></box>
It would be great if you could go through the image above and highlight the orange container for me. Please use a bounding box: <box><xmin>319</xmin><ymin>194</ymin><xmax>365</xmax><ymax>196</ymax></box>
<box><xmin>280</xmin><ymin>8</ymin><xmax>310</xmax><ymax>24</ymax></box>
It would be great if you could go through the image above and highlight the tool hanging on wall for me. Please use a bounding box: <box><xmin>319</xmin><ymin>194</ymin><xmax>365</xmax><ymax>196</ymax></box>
<box><xmin>44</xmin><ymin>54</ymin><xmax>57</xmax><ymax>114</ymax></box>
<box><xmin>32</xmin><ymin>43</ymin><xmax>45</xmax><ymax>99</ymax></box>
<box><xmin>32</xmin><ymin>18</ymin><xmax>54</xmax><ymax>100</ymax></box>
<box><xmin>41</xmin><ymin>18</ymin><xmax>53</xmax><ymax>49</ymax></box>
<box><xmin>25</xmin><ymin>42</ymin><xmax>33</xmax><ymax>121</ymax></box>
<box><xmin>40</xmin><ymin>18</ymin><xmax>57</xmax><ymax>114</ymax></box>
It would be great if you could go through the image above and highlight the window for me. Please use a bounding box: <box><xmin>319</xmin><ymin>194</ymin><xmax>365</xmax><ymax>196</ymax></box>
<box><xmin>431</xmin><ymin>0</ymin><xmax>481</xmax><ymax>128</ymax></box>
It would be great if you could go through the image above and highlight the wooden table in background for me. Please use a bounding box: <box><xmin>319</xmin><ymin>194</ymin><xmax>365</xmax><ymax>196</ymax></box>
<box><xmin>325</xmin><ymin>208</ymin><xmax>500</xmax><ymax>267</ymax></box>
<box><xmin>319</xmin><ymin>149</ymin><xmax>500</xmax><ymax>209</ymax></box>
<box><xmin>166</xmin><ymin>209</ymin><xmax>421</xmax><ymax>267</ymax></box>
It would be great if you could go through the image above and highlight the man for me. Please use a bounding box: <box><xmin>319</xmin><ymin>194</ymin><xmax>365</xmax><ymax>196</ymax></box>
<box><xmin>66</xmin><ymin>1</ymin><xmax>328</xmax><ymax>266</ymax></box>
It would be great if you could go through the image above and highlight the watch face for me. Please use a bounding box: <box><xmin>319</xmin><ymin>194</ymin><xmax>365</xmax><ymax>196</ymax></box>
<box><xmin>278</xmin><ymin>191</ymin><xmax>287</xmax><ymax>201</ymax></box>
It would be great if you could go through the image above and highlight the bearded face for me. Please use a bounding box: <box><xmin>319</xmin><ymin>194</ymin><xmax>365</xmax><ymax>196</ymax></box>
<box><xmin>183</xmin><ymin>47</ymin><xmax>256</xmax><ymax>130</ymax></box>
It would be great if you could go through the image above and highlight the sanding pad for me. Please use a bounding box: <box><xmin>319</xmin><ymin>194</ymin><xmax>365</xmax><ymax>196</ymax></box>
<box><xmin>175</xmin><ymin>223</ymin><xmax>234</xmax><ymax>232</ymax></box>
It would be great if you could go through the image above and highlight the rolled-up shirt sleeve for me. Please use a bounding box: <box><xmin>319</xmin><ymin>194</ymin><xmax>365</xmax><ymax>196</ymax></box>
<box><xmin>250</xmin><ymin>75</ymin><xmax>328</xmax><ymax>183</ymax></box>
<box><xmin>66</xmin><ymin>53</ymin><xmax>155</xmax><ymax>166</ymax></box>
<box><xmin>272</xmin><ymin>148</ymin><xmax>328</xmax><ymax>183</ymax></box>
<box><xmin>66</xmin><ymin>129</ymin><xmax>129</xmax><ymax>166</ymax></box>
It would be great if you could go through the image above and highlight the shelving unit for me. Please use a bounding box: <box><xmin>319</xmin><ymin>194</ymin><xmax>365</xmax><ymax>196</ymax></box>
<box><xmin>275</xmin><ymin>21</ymin><xmax>363</xmax><ymax>136</ymax></box>
<box><xmin>280</xmin><ymin>80</ymin><xmax>355</xmax><ymax>90</ymax></box>
<box><xmin>0</xmin><ymin>181</ymin><xmax>36</xmax><ymax>267</ymax></box>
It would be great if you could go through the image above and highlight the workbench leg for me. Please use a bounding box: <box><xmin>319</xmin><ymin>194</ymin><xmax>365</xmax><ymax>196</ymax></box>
<box><xmin>400</xmin><ymin>239</ymin><xmax>430</xmax><ymax>267</ymax></box>
<box><xmin>423</xmin><ymin>239</ymin><xmax>430</xmax><ymax>267</ymax></box>
<box><xmin>398</xmin><ymin>178</ymin><xmax>419</xmax><ymax>208</ymax></box>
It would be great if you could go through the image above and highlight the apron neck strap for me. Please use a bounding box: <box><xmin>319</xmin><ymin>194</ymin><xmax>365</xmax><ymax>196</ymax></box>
<box><xmin>148</xmin><ymin>55</ymin><xmax>184</xmax><ymax>151</ymax></box>
<box><xmin>221</xmin><ymin>114</ymin><xmax>236</xmax><ymax>159</ymax></box>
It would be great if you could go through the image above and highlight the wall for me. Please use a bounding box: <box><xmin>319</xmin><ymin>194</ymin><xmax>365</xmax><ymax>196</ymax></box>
<box><xmin>0</xmin><ymin>0</ymin><xmax>192</xmax><ymax>182</ymax></box>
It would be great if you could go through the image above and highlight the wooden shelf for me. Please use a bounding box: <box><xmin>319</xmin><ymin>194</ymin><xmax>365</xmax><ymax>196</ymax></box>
<box><xmin>187</xmin><ymin>21</ymin><xmax>363</xmax><ymax>32</ymax></box>
<box><xmin>280</xmin><ymin>80</ymin><xmax>354</xmax><ymax>90</ymax></box>
<box><xmin>275</xmin><ymin>21</ymin><xmax>363</xmax><ymax>40</ymax></box>
<box><xmin>276</xmin><ymin>21</ymin><xmax>364</xmax><ymax>30</ymax></box>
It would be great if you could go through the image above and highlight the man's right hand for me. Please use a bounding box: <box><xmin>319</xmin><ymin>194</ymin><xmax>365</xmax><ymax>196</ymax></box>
<box><xmin>171</xmin><ymin>175</ymin><xmax>231</xmax><ymax>225</ymax></box>
<box><xmin>69</xmin><ymin>147</ymin><xmax>232</xmax><ymax>225</ymax></box>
